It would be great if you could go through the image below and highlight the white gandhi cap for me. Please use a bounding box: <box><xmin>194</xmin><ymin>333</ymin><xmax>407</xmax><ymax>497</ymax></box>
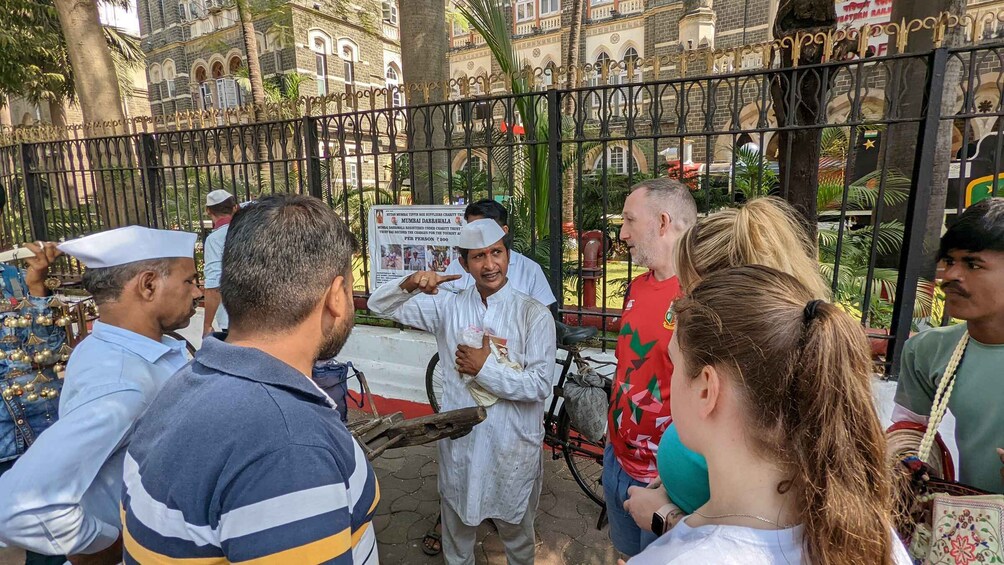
<box><xmin>458</xmin><ymin>218</ymin><xmax>506</xmax><ymax>250</ymax></box>
<box><xmin>58</xmin><ymin>226</ymin><xmax>197</xmax><ymax>269</ymax></box>
<box><xmin>206</xmin><ymin>189</ymin><xmax>233</xmax><ymax>207</ymax></box>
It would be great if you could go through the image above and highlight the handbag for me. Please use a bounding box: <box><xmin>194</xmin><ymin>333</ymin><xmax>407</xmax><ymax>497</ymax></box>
<box><xmin>892</xmin><ymin>330</ymin><xmax>1004</xmax><ymax>563</ymax></box>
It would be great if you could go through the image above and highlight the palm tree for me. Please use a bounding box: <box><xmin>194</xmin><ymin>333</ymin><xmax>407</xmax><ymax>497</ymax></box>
<box><xmin>561</xmin><ymin>0</ymin><xmax>584</xmax><ymax>228</ymax></box>
<box><xmin>461</xmin><ymin>0</ymin><xmax>551</xmax><ymax>237</ymax></box>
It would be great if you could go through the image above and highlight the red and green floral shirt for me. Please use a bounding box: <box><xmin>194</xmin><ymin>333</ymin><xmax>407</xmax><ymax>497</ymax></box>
<box><xmin>608</xmin><ymin>272</ymin><xmax>680</xmax><ymax>481</ymax></box>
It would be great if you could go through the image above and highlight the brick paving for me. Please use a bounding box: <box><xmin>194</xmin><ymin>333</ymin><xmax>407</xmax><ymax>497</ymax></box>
<box><xmin>373</xmin><ymin>442</ymin><xmax>620</xmax><ymax>565</ymax></box>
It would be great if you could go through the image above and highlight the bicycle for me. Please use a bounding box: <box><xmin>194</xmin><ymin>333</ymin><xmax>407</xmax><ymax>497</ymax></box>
<box><xmin>425</xmin><ymin>322</ymin><xmax>613</xmax><ymax>506</ymax></box>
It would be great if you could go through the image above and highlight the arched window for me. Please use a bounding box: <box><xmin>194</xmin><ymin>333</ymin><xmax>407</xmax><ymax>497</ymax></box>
<box><xmin>211</xmin><ymin>61</ymin><xmax>224</xmax><ymax>79</ymax></box>
<box><xmin>163</xmin><ymin>59</ymin><xmax>177</xmax><ymax>97</ymax></box>
<box><xmin>341</xmin><ymin>44</ymin><xmax>356</xmax><ymax>98</ymax></box>
<box><xmin>194</xmin><ymin>65</ymin><xmax>212</xmax><ymax>109</ymax></box>
<box><xmin>461</xmin><ymin>155</ymin><xmax>485</xmax><ymax>172</ymax></box>
<box><xmin>178</xmin><ymin>1</ymin><xmax>188</xmax><ymax>21</ymax></box>
<box><xmin>228</xmin><ymin>56</ymin><xmax>242</xmax><ymax>75</ymax></box>
<box><xmin>386</xmin><ymin>64</ymin><xmax>403</xmax><ymax>107</ymax></box>
<box><xmin>149</xmin><ymin>64</ymin><xmax>163</xmax><ymax>85</ymax></box>
<box><xmin>593</xmin><ymin>146</ymin><xmax>639</xmax><ymax>175</ymax></box>
<box><xmin>311</xmin><ymin>36</ymin><xmax>329</xmax><ymax>96</ymax></box>
<box><xmin>541</xmin><ymin>60</ymin><xmax>556</xmax><ymax>88</ymax></box>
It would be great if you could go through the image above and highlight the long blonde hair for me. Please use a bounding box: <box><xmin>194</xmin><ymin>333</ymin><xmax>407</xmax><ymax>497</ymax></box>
<box><xmin>676</xmin><ymin>197</ymin><xmax>829</xmax><ymax>299</ymax></box>
<box><xmin>674</xmin><ymin>265</ymin><xmax>895</xmax><ymax>565</ymax></box>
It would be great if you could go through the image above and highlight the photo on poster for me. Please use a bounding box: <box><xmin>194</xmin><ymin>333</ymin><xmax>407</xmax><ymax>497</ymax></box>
<box><xmin>427</xmin><ymin>245</ymin><xmax>452</xmax><ymax>272</ymax></box>
<box><xmin>380</xmin><ymin>244</ymin><xmax>403</xmax><ymax>270</ymax></box>
<box><xmin>403</xmin><ymin>245</ymin><xmax>427</xmax><ymax>271</ymax></box>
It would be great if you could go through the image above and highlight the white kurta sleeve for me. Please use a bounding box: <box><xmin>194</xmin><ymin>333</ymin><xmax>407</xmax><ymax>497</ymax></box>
<box><xmin>0</xmin><ymin>385</ymin><xmax>147</xmax><ymax>555</ymax></box>
<box><xmin>366</xmin><ymin>275</ymin><xmax>444</xmax><ymax>334</ymax></box>
<box><xmin>473</xmin><ymin>306</ymin><xmax>556</xmax><ymax>402</ymax></box>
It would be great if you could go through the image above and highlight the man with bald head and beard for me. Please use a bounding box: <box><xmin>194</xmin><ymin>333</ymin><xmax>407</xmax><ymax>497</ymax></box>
<box><xmin>122</xmin><ymin>195</ymin><xmax>379</xmax><ymax>563</ymax></box>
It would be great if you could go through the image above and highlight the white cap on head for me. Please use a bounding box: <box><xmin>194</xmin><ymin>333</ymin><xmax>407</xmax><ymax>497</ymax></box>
<box><xmin>458</xmin><ymin>218</ymin><xmax>505</xmax><ymax>250</ymax></box>
<box><xmin>206</xmin><ymin>189</ymin><xmax>233</xmax><ymax>207</ymax></box>
<box><xmin>57</xmin><ymin>226</ymin><xmax>197</xmax><ymax>269</ymax></box>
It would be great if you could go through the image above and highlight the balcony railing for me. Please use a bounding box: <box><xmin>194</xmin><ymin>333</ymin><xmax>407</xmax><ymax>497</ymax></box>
<box><xmin>514</xmin><ymin>13</ymin><xmax>561</xmax><ymax>35</ymax></box>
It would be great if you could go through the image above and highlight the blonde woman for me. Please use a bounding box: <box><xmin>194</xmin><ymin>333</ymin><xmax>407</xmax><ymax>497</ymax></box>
<box><xmin>625</xmin><ymin>196</ymin><xmax>832</xmax><ymax>533</ymax></box>
<box><xmin>626</xmin><ymin>266</ymin><xmax>911</xmax><ymax>564</ymax></box>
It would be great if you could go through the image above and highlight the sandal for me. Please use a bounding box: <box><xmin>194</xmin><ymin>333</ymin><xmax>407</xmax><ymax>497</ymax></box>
<box><xmin>422</xmin><ymin>515</ymin><xmax>443</xmax><ymax>556</ymax></box>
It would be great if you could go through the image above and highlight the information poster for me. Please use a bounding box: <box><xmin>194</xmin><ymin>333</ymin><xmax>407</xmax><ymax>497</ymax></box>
<box><xmin>368</xmin><ymin>205</ymin><xmax>466</xmax><ymax>289</ymax></box>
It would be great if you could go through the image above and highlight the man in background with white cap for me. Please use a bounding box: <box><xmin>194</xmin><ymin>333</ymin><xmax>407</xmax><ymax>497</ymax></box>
<box><xmin>369</xmin><ymin>218</ymin><xmax>556</xmax><ymax>565</ymax></box>
<box><xmin>202</xmin><ymin>189</ymin><xmax>238</xmax><ymax>337</ymax></box>
<box><xmin>0</xmin><ymin>226</ymin><xmax>200</xmax><ymax>564</ymax></box>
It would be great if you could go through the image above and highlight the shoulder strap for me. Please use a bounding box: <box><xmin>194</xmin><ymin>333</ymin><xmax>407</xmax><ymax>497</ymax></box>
<box><xmin>917</xmin><ymin>330</ymin><xmax>969</xmax><ymax>463</ymax></box>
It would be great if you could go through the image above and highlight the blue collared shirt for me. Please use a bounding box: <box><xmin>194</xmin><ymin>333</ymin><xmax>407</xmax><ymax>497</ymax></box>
<box><xmin>203</xmin><ymin>224</ymin><xmax>229</xmax><ymax>330</ymax></box>
<box><xmin>122</xmin><ymin>336</ymin><xmax>378</xmax><ymax>563</ymax></box>
<box><xmin>0</xmin><ymin>321</ymin><xmax>188</xmax><ymax>556</ymax></box>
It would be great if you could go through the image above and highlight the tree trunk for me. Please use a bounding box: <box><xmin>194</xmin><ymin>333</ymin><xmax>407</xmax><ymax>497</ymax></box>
<box><xmin>235</xmin><ymin>0</ymin><xmax>270</xmax><ymax>187</ymax></box>
<box><xmin>51</xmin><ymin>0</ymin><xmax>125</xmax><ymax>130</ymax></box>
<box><xmin>401</xmin><ymin>0</ymin><xmax>449</xmax><ymax>205</ymax></box>
<box><xmin>0</xmin><ymin>98</ymin><xmax>11</xmax><ymax>127</ymax></box>
<box><xmin>769</xmin><ymin>0</ymin><xmax>836</xmax><ymax>241</ymax></box>
<box><xmin>52</xmin><ymin>0</ymin><xmax>146</xmax><ymax>227</ymax></box>
<box><xmin>561</xmin><ymin>0</ymin><xmax>583</xmax><ymax>230</ymax></box>
<box><xmin>882</xmin><ymin>0</ymin><xmax>966</xmax><ymax>277</ymax></box>
<box><xmin>236</xmin><ymin>0</ymin><xmax>266</xmax><ymax>113</ymax></box>
<box><xmin>47</xmin><ymin>99</ymin><xmax>67</xmax><ymax>129</ymax></box>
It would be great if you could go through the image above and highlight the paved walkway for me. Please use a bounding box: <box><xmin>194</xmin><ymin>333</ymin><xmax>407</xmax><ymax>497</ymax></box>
<box><xmin>373</xmin><ymin>442</ymin><xmax>619</xmax><ymax>564</ymax></box>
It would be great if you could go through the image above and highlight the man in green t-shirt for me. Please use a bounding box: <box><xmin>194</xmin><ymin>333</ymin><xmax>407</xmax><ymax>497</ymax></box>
<box><xmin>894</xmin><ymin>197</ymin><xmax>1004</xmax><ymax>494</ymax></box>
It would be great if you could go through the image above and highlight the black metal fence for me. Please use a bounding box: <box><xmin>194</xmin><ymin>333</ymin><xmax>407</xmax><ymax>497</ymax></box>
<box><xmin>2</xmin><ymin>39</ymin><xmax>1003</xmax><ymax>375</ymax></box>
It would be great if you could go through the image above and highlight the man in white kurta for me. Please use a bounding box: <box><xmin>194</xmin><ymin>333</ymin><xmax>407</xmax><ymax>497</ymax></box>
<box><xmin>368</xmin><ymin>219</ymin><xmax>556</xmax><ymax>565</ymax></box>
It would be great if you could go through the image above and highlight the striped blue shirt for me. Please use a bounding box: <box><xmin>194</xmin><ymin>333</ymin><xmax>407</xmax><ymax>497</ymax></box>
<box><xmin>121</xmin><ymin>336</ymin><xmax>379</xmax><ymax>564</ymax></box>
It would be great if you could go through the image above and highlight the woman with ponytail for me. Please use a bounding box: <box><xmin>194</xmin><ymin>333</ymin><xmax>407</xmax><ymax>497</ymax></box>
<box><xmin>624</xmin><ymin>266</ymin><xmax>911</xmax><ymax>564</ymax></box>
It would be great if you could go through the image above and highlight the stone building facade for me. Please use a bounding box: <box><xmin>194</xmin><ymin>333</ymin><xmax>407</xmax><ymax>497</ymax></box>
<box><xmin>446</xmin><ymin>0</ymin><xmax>1004</xmax><ymax>172</ymax></box>
<box><xmin>137</xmin><ymin>0</ymin><xmax>402</xmax><ymax>117</ymax></box>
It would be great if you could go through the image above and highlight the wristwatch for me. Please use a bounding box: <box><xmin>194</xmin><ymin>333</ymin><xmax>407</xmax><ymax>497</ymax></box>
<box><xmin>651</xmin><ymin>503</ymin><xmax>682</xmax><ymax>536</ymax></box>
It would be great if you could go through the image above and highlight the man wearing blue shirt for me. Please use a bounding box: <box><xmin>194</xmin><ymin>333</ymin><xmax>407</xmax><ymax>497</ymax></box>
<box><xmin>0</xmin><ymin>226</ymin><xmax>200</xmax><ymax>564</ymax></box>
<box><xmin>202</xmin><ymin>189</ymin><xmax>238</xmax><ymax>337</ymax></box>
<box><xmin>123</xmin><ymin>195</ymin><xmax>379</xmax><ymax>563</ymax></box>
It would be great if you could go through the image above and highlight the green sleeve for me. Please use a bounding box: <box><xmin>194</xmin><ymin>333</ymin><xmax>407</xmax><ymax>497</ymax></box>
<box><xmin>894</xmin><ymin>335</ymin><xmax>936</xmax><ymax>416</ymax></box>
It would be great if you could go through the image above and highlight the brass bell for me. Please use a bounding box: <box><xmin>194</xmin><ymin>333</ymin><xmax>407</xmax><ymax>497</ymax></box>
<box><xmin>26</xmin><ymin>392</ymin><xmax>38</xmax><ymax>402</ymax></box>
<box><xmin>1</xmin><ymin>389</ymin><xmax>11</xmax><ymax>401</ymax></box>
<box><xmin>3</xmin><ymin>317</ymin><xmax>16</xmax><ymax>328</ymax></box>
<box><xmin>24</xmin><ymin>382</ymin><xmax>34</xmax><ymax>392</ymax></box>
<box><xmin>0</xmin><ymin>350</ymin><xmax>7</xmax><ymax>361</ymax></box>
<box><xmin>57</xmin><ymin>344</ymin><xmax>72</xmax><ymax>362</ymax></box>
<box><xmin>36</xmin><ymin>315</ymin><xmax>52</xmax><ymax>326</ymax></box>
<box><xmin>17</xmin><ymin>317</ymin><xmax>30</xmax><ymax>329</ymax></box>
<box><xmin>0</xmin><ymin>302</ymin><xmax>11</xmax><ymax>314</ymax></box>
<box><xmin>55</xmin><ymin>316</ymin><xmax>70</xmax><ymax>327</ymax></box>
<box><xmin>32</xmin><ymin>352</ymin><xmax>46</xmax><ymax>364</ymax></box>
<box><xmin>53</xmin><ymin>363</ymin><xmax>65</xmax><ymax>374</ymax></box>
<box><xmin>9</xmin><ymin>350</ymin><xmax>23</xmax><ymax>363</ymax></box>
<box><xmin>45</xmin><ymin>388</ymin><xmax>58</xmax><ymax>399</ymax></box>
<box><xmin>10</xmin><ymin>384</ymin><xmax>23</xmax><ymax>396</ymax></box>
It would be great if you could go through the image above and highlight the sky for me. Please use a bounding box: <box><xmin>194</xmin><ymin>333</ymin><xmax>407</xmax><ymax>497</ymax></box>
<box><xmin>100</xmin><ymin>0</ymin><xmax>142</xmax><ymax>36</ymax></box>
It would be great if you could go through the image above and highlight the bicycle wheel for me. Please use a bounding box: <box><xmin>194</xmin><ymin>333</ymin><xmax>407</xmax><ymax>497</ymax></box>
<box><xmin>556</xmin><ymin>404</ymin><xmax>606</xmax><ymax>506</ymax></box>
<box><xmin>425</xmin><ymin>352</ymin><xmax>444</xmax><ymax>413</ymax></box>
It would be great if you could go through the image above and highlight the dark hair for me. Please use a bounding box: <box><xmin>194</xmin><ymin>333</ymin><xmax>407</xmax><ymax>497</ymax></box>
<box><xmin>207</xmin><ymin>196</ymin><xmax>238</xmax><ymax>216</ymax></box>
<box><xmin>464</xmin><ymin>198</ymin><xmax>508</xmax><ymax>227</ymax></box>
<box><xmin>221</xmin><ymin>194</ymin><xmax>358</xmax><ymax>331</ymax></box>
<box><xmin>82</xmin><ymin>259</ymin><xmax>174</xmax><ymax>304</ymax></box>
<box><xmin>938</xmin><ymin>197</ymin><xmax>1004</xmax><ymax>259</ymax></box>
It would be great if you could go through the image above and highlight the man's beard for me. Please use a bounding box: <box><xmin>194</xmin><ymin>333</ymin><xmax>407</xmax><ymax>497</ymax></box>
<box><xmin>317</xmin><ymin>317</ymin><xmax>354</xmax><ymax>361</ymax></box>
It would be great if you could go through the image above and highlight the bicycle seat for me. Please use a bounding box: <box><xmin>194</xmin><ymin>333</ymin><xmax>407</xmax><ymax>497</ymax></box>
<box><xmin>556</xmin><ymin>321</ymin><xmax>598</xmax><ymax>346</ymax></box>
